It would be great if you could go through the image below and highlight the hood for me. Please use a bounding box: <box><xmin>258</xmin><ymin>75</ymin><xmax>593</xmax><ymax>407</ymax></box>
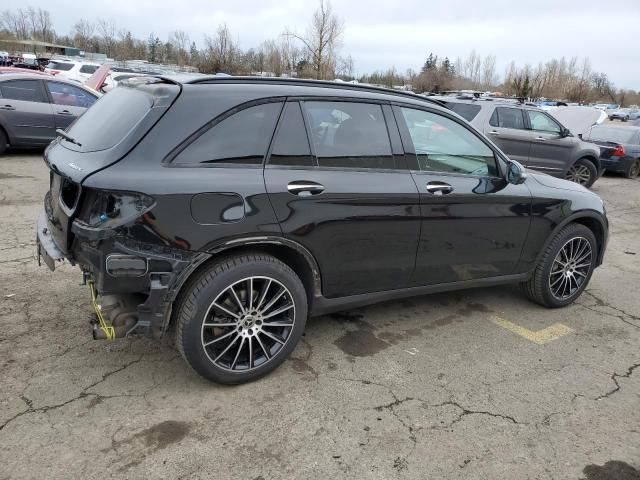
<box><xmin>527</xmin><ymin>170</ymin><xmax>592</xmax><ymax>194</ymax></box>
<box><xmin>548</xmin><ymin>106</ymin><xmax>606</xmax><ymax>136</ymax></box>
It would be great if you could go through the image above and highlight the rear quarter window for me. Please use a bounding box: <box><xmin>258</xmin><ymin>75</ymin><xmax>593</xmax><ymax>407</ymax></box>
<box><xmin>443</xmin><ymin>102</ymin><xmax>481</xmax><ymax>122</ymax></box>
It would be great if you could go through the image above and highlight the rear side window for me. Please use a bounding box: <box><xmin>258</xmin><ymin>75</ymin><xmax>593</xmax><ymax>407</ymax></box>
<box><xmin>444</xmin><ymin>102</ymin><xmax>481</xmax><ymax>121</ymax></box>
<box><xmin>269</xmin><ymin>102</ymin><xmax>315</xmax><ymax>167</ymax></box>
<box><xmin>302</xmin><ymin>101</ymin><xmax>394</xmax><ymax>169</ymax></box>
<box><xmin>174</xmin><ymin>102</ymin><xmax>282</xmax><ymax>165</ymax></box>
<box><xmin>47</xmin><ymin>62</ymin><xmax>74</xmax><ymax>71</ymax></box>
<box><xmin>489</xmin><ymin>107</ymin><xmax>526</xmax><ymax>129</ymax></box>
<box><xmin>0</xmin><ymin>80</ymin><xmax>46</xmax><ymax>102</ymax></box>
<box><xmin>46</xmin><ymin>81</ymin><xmax>96</xmax><ymax>108</ymax></box>
<box><xmin>79</xmin><ymin>65</ymin><xmax>98</xmax><ymax>74</ymax></box>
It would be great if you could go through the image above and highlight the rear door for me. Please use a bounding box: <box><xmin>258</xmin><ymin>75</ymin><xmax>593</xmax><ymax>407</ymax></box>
<box><xmin>264</xmin><ymin>100</ymin><xmax>421</xmax><ymax>298</ymax></box>
<box><xmin>525</xmin><ymin>109</ymin><xmax>574</xmax><ymax>175</ymax></box>
<box><xmin>0</xmin><ymin>78</ymin><xmax>55</xmax><ymax>144</ymax></box>
<box><xmin>484</xmin><ymin>106</ymin><xmax>533</xmax><ymax>164</ymax></box>
<box><xmin>395</xmin><ymin>104</ymin><xmax>531</xmax><ymax>286</ymax></box>
<box><xmin>44</xmin><ymin>80</ymin><xmax>98</xmax><ymax>129</ymax></box>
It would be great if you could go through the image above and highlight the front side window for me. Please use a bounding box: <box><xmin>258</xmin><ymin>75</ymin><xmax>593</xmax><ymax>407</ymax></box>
<box><xmin>527</xmin><ymin>110</ymin><xmax>561</xmax><ymax>134</ymax></box>
<box><xmin>302</xmin><ymin>101</ymin><xmax>394</xmax><ymax>169</ymax></box>
<box><xmin>0</xmin><ymin>80</ymin><xmax>45</xmax><ymax>103</ymax></box>
<box><xmin>46</xmin><ymin>82</ymin><xmax>96</xmax><ymax>108</ymax></box>
<box><xmin>489</xmin><ymin>107</ymin><xmax>526</xmax><ymax>129</ymax></box>
<box><xmin>174</xmin><ymin>102</ymin><xmax>283</xmax><ymax>165</ymax></box>
<box><xmin>400</xmin><ymin>107</ymin><xmax>498</xmax><ymax>177</ymax></box>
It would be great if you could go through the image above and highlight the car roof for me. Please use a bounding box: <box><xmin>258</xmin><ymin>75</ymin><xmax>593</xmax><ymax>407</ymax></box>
<box><xmin>159</xmin><ymin>75</ymin><xmax>448</xmax><ymax>110</ymax></box>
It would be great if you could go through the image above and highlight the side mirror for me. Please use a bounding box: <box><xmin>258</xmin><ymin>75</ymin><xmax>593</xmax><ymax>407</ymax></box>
<box><xmin>507</xmin><ymin>161</ymin><xmax>527</xmax><ymax>185</ymax></box>
<box><xmin>561</xmin><ymin>127</ymin><xmax>571</xmax><ymax>137</ymax></box>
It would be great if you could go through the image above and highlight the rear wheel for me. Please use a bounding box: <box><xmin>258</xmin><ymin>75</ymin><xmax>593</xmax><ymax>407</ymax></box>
<box><xmin>565</xmin><ymin>158</ymin><xmax>597</xmax><ymax>188</ymax></box>
<box><xmin>175</xmin><ymin>253</ymin><xmax>307</xmax><ymax>384</ymax></box>
<box><xmin>626</xmin><ymin>159</ymin><xmax>640</xmax><ymax>179</ymax></box>
<box><xmin>521</xmin><ymin>223</ymin><xmax>597</xmax><ymax>308</ymax></box>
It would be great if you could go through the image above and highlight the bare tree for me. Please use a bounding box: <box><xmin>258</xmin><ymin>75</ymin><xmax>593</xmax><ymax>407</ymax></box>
<box><xmin>202</xmin><ymin>23</ymin><xmax>240</xmax><ymax>73</ymax></box>
<box><xmin>1</xmin><ymin>8</ymin><xmax>31</xmax><ymax>40</ymax></box>
<box><xmin>169</xmin><ymin>30</ymin><xmax>190</xmax><ymax>65</ymax></box>
<box><xmin>285</xmin><ymin>0</ymin><xmax>343</xmax><ymax>79</ymax></box>
<box><xmin>72</xmin><ymin>19</ymin><xmax>95</xmax><ymax>53</ymax></box>
<box><xmin>480</xmin><ymin>54</ymin><xmax>497</xmax><ymax>90</ymax></box>
<box><xmin>97</xmin><ymin>19</ymin><xmax>117</xmax><ymax>57</ymax></box>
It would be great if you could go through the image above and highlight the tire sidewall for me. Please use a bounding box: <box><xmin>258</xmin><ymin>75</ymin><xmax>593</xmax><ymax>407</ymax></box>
<box><xmin>180</xmin><ymin>258</ymin><xmax>308</xmax><ymax>384</ymax></box>
<box><xmin>569</xmin><ymin>158</ymin><xmax>597</xmax><ymax>188</ymax></box>
<box><xmin>539</xmin><ymin>225</ymin><xmax>597</xmax><ymax>307</ymax></box>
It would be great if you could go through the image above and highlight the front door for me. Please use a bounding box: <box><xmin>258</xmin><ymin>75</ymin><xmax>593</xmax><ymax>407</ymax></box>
<box><xmin>395</xmin><ymin>105</ymin><xmax>532</xmax><ymax>286</ymax></box>
<box><xmin>265</xmin><ymin>100</ymin><xmax>421</xmax><ymax>298</ymax></box>
<box><xmin>44</xmin><ymin>81</ymin><xmax>96</xmax><ymax>130</ymax></box>
<box><xmin>524</xmin><ymin>109</ymin><xmax>574</xmax><ymax>175</ymax></box>
<box><xmin>0</xmin><ymin>79</ymin><xmax>55</xmax><ymax>145</ymax></box>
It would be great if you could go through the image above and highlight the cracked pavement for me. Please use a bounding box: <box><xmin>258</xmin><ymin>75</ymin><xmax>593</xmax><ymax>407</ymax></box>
<box><xmin>1</xmin><ymin>153</ymin><xmax>639</xmax><ymax>479</ymax></box>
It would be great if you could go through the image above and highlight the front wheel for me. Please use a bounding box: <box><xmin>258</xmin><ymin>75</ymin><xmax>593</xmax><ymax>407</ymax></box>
<box><xmin>174</xmin><ymin>253</ymin><xmax>308</xmax><ymax>384</ymax></box>
<box><xmin>565</xmin><ymin>158</ymin><xmax>597</xmax><ymax>188</ymax></box>
<box><xmin>521</xmin><ymin>223</ymin><xmax>597</xmax><ymax>308</ymax></box>
<box><xmin>626</xmin><ymin>159</ymin><xmax>640</xmax><ymax>179</ymax></box>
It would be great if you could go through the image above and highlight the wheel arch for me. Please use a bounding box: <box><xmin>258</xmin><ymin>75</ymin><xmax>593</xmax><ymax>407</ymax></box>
<box><xmin>574</xmin><ymin>154</ymin><xmax>601</xmax><ymax>171</ymax></box>
<box><xmin>166</xmin><ymin>236</ymin><xmax>323</xmax><ymax>331</ymax></box>
<box><xmin>534</xmin><ymin>211</ymin><xmax>607</xmax><ymax>270</ymax></box>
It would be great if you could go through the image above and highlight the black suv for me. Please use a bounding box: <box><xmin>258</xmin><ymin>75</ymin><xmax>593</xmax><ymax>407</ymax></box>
<box><xmin>37</xmin><ymin>77</ymin><xmax>608</xmax><ymax>384</ymax></box>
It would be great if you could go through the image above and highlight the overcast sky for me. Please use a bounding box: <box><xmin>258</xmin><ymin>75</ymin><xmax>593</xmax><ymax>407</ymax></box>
<box><xmin>4</xmin><ymin>0</ymin><xmax>640</xmax><ymax>88</ymax></box>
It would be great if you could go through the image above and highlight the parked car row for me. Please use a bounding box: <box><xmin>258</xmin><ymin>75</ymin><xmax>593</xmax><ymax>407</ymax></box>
<box><xmin>608</xmin><ymin>108</ymin><xmax>640</xmax><ymax>122</ymax></box>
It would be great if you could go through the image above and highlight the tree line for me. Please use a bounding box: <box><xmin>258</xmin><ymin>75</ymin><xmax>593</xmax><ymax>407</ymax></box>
<box><xmin>1</xmin><ymin>2</ymin><xmax>637</xmax><ymax>105</ymax></box>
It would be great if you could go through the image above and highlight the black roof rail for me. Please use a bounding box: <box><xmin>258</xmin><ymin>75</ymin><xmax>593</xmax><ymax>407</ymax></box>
<box><xmin>184</xmin><ymin>75</ymin><xmax>448</xmax><ymax>108</ymax></box>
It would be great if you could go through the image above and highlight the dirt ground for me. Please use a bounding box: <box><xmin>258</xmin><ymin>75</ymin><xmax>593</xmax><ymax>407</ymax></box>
<box><xmin>1</xmin><ymin>152</ymin><xmax>639</xmax><ymax>480</ymax></box>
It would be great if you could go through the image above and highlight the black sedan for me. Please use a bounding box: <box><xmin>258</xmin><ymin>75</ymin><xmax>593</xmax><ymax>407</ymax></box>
<box><xmin>583</xmin><ymin>125</ymin><xmax>640</xmax><ymax>178</ymax></box>
<box><xmin>0</xmin><ymin>73</ymin><xmax>99</xmax><ymax>155</ymax></box>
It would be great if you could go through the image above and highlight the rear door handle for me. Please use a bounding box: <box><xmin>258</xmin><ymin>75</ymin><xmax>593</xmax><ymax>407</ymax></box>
<box><xmin>488</xmin><ymin>130</ymin><xmax>500</xmax><ymax>136</ymax></box>
<box><xmin>426</xmin><ymin>181</ymin><xmax>454</xmax><ymax>195</ymax></box>
<box><xmin>287</xmin><ymin>181</ymin><xmax>325</xmax><ymax>196</ymax></box>
<box><xmin>56</xmin><ymin>110</ymin><xmax>73</xmax><ymax>115</ymax></box>
<box><xmin>535</xmin><ymin>136</ymin><xmax>546</xmax><ymax>141</ymax></box>
<box><xmin>0</xmin><ymin>104</ymin><xmax>15</xmax><ymax>111</ymax></box>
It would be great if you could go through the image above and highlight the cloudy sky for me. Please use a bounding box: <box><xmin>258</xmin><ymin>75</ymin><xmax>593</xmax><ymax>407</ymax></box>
<box><xmin>4</xmin><ymin>0</ymin><xmax>640</xmax><ymax>88</ymax></box>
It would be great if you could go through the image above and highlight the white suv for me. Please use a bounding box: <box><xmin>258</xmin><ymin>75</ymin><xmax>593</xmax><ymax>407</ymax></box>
<box><xmin>44</xmin><ymin>60</ymin><xmax>101</xmax><ymax>83</ymax></box>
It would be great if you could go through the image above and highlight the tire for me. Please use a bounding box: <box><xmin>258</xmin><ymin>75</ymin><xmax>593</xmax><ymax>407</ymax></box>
<box><xmin>174</xmin><ymin>253</ymin><xmax>308</xmax><ymax>384</ymax></box>
<box><xmin>0</xmin><ymin>129</ymin><xmax>7</xmax><ymax>155</ymax></box>
<box><xmin>625</xmin><ymin>159</ymin><xmax>640</xmax><ymax>179</ymax></box>
<box><xmin>623</xmin><ymin>116</ymin><xmax>629</xmax><ymax>122</ymax></box>
<box><xmin>521</xmin><ymin>223</ymin><xmax>597</xmax><ymax>308</ymax></box>
<box><xmin>565</xmin><ymin>158</ymin><xmax>597</xmax><ymax>188</ymax></box>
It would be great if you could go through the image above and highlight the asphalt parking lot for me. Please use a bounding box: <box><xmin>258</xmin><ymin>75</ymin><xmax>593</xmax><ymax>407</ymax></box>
<box><xmin>1</xmin><ymin>153</ymin><xmax>639</xmax><ymax>480</ymax></box>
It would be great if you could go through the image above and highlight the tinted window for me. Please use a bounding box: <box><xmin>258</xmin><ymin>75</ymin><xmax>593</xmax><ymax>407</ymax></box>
<box><xmin>47</xmin><ymin>61</ymin><xmax>74</xmax><ymax>71</ymax></box>
<box><xmin>65</xmin><ymin>85</ymin><xmax>157</xmax><ymax>151</ymax></box>
<box><xmin>79</xmin><ymin>65</ymin><xmax>98</xmax><ymax>74</ymax></box>
<box><xmin>490</xmin><ymin>107</ymin><xmax>525</xmax><ymax>129</ymax></box>
<box><xmin>303</xmin><ymin>101</ymin><xmax>394</xmax><ymax>169</ymax></box>
<box><xmin>400</xmin><ymin>107</ymin><xmax>498</xmax><ymax>176</ymax></box>
<box><xmin>527</xmin><ymin>110</ymin><xmax>561</xmax><ymax>134</ymax></box>
<box><xmin>174</xmin><ymin>102</ymin><xmax>282</xmax><ymax>165</ymax></box>
<box><xmin>46</xmin><ymin>82</ymin><xmax>96</xmax><ymax>108</ymax></box>
<box><xmin>0</xmin><ymin>80</ymin><xmax>45</xmax><ymax>102</ymax></box>
<box><xmin>444</xmin><ymin>102</ymin><xmax>481</xmax><ymax>121</ymax></box>
<box><xmin>269</xmin><ymin>102</ymin><xmax>315</xmax><ymax>167</ymax></box>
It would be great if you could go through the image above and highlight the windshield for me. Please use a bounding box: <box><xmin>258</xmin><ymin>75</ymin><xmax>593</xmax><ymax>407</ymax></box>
<box><xmin>47</xmin><ymin>62</ymin><xmax>74</xmax><ymax>71</ymax></box>
<box><xmin>587</xmin><ymin>126</ymin><xmax>636</xmax><ymax>143</ymax></box>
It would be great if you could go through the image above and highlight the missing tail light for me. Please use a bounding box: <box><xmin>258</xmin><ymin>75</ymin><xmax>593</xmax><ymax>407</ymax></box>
<box><xmin>77</xmin><ymin>189</ymin><xmax>155</xmax><ymax>229</ymax></box>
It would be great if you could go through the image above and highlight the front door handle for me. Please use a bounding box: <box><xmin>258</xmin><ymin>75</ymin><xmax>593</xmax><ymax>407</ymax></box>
<box><xmin>56</xmin><ymin>110</ymin><xmax>73</xmax><ymax>115</ymax></box>
<box><xmin>0</xmin><ymin>104</ymin><xmax>15</xmax><ymax>111</ymax></box>
<box><xmin>426</xmin><ymin>181</ymin><xmax>454</xmax><ymax>195</ymax></box>
<box><xmin>535</xmin><ymin>136</ymin><xmax>546</xmax><ymax>141</ymax></box>
<box><xmin>287</xmin><ymin>181</ymin><xmax>325</xmax><ymax>196</ymax></box>
<box><xmin>488</xmin><ymin>130</ymin><xmax>500</xmax><ymax>136</ymax></box>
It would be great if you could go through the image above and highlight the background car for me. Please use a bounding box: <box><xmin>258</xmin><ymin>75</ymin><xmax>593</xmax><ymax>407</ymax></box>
<box><xmin>0</xmin><ymin>73</ymin><xmax>99</xmax><ymax>154</ymax></box>
<box><xmin>583</xmin><ymin>125</ymin><xmax>640</xmax><ymax>178</ymax></box>
<box><xmin>431</xmin><ymin>96</ymin><xmax>603</xmax><ymax>187</ymax></box>
<box><xmin>0</xmin><ymin>66</ymin><xmax>51</xmax><ymax>76</ymax></box>
<box><xmin>44</xmin><ymin>60</ymin><xmax>101</xmax><ymax>83</ymax></box>
<box><xmin>608</xmin><ymin>108</ymin><xmax>640</xmax><ymax>122</ymax></box>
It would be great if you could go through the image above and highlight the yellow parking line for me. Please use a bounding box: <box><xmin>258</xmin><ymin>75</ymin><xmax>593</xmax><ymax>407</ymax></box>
<box><xmin>491</xmin><ymin>316</ymin><xmax>573</xmax><ymax>345</ymax></box>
